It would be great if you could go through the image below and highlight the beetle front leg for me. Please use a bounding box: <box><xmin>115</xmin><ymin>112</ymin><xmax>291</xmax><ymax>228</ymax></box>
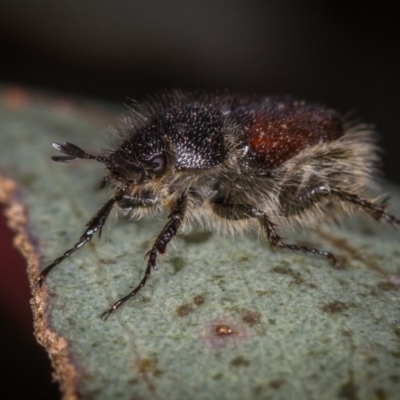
<box><xmin>34</xmin><ymin>191</ymin><xmax>124</xmax><ymax>291</ymax></box>
<box><xmin>101</xmin><ymin>193</ymin><xmax>187</xmax><ymax>319</ymax></box>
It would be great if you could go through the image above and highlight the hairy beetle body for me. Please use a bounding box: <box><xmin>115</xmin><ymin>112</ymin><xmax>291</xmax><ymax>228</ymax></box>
<box><xmin>34</xmin><ymin>91</ymin><xmax>398</xmax><ymax>318</ymax></box>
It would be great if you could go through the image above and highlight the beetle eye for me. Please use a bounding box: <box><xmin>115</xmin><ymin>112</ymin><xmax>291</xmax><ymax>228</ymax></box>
<box><xmin>149</xmin><ymin>154</ymin><xmax>167</xmax><ymax>174</ymax></box>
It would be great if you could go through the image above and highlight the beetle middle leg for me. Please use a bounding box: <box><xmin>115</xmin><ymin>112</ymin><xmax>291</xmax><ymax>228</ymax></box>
<box><xmin>211</xmin><ymin>198</ymin><xmax>337</xmax><ymax>266</ymax></box>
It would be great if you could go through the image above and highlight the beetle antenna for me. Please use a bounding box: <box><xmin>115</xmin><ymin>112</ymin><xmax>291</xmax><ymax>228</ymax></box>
<box><xmin>51</xmin><ymin>142</ymin><xmax>108</xmax><ymax>163</ymax></box>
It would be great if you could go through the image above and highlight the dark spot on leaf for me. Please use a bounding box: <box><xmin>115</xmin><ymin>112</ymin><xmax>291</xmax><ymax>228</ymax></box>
<box><xmin>366</xmin><ymin>356</ymin><xmax>378</xmax><ymax>364</ymax></box>
<box><xmin>272</xmin><ymin>265</ymin><xmax>292</xmax><ymax>274</ymax></box>
<box><xmin>391</xmin><ymin>351</ymin><xmax>400</xmax><ymax>359</ymax></box>
<box><xmin>99</xmin><ymin>258</ymin><xmax>117</xmax><ymax>265</ymax></box>
<box><xmin>253</xmin><ymin>385</ymin><xmax>263</xmax><ymax>396</ymax></box>
<box><xmin>361</xmin><ymin>226</ymin><xmax>376</xmax><ymax>236</ymax></box>
<box><xmin>272</xmin><ymin>265</ymin><xmax>304</xmax><ymax>284</ymax></box>
<box><xmin>393</xmin><ymin>327</ymin><xmax>400</xmax><ymax>340</ymax></box>
<box><xmin>341</xmin><ymin>330</ymin><xmax>352</xmax><ymax>337</ymax></box>
<box><xmin>377</xmin><ymin>281</ymin><xmax>396</xmax><ymax>291</ymax></box>
<box><xmin>242</xmin><ymin>309</ymin><xmax>261</xmax><ymax>325</ymax></box>
<box><xmin>176</xmin><ymin>304</ymin><xmax>193</xmax><ymax>317</ymax></box>
<box><xmin>181</xmin><ymin>231</ymin><xmax>212</xmax><ymax>244</ymax></box>
<box><xmin>236</xmin><ymin>253</ymin><xmax>251</xmax><ymax>262</ymax></box>
<box><xmin>367</xmin><ymin>288</ymin><xmax>379</xmax><ymax>296</ymax></box>
<box><xmin>269</xmin><ymin>379</ymin><xmax>285</xmax><ymax>389</ymax></box>
<box><xmin>230</xmin><ymin>356</ymin><xmax>250</xmax><ymax>367</ymax></box>
<box><xmin>375</xmin><ymin>388</ymin><xmax>387</xmax><ymax>400</ymax></box>
<box><xmin>268</xmin><ymin>318</ymin><xmax>276</xmax><ymax>325</ymax></box>
<box><xmin>212</xmin><ymin>274</ymin><xmax>226</xmax><ymax>291</ymax></box>
<box><xmin>338</xmin><ymin>370</ymin><xmax>358</xmax><ymax>400</ymax></box>
<box><xmin>321</xmin><ymin>300</ymin><xmax>352</xmax><ymax>314</ymax></box>
<box><xmin>291</xmin><ymin>273</ymin><xmax>304</xmax><ymax>285</ymax></box>
<box><xmin>213</xmin><ymin>372</ymin><xmax>223</xmax><ymax>380</ymax></box>
<box><xmin>336</xmin><ymin>278</ymin><xmax>349</xmax><ymax>287</ymax></box>
<box><xmin>193</xmin><ymin>294</ymin><xmax>205</xmax><ymax>306</ymax></box>
<box><xmin>140</xmin><ymin>239</ymin><xmax>152</xmax><ymax>250</ymax></box>
<box><xmin>20</xmin><ymin>172</ymin><xmax>36</xmax><ymax>187</ymax></box>
<box><xmin>169</xmin><ymin>256</ymin><xmax>185</xmax><ymax>273</ymax></box>
<box><xmin>137</xmin><ymin>357</ymin><xmax>163</xmax><ymax>377</ymax></box>
<box><xmin>389</xmin><ymin>375</ymin><xmax>400</xmax><ymax>382</ymax></box>
<box><xmin>255</xmin><ymin>290</ymin><xmax>269</xmax><ymax>296</ymax></box>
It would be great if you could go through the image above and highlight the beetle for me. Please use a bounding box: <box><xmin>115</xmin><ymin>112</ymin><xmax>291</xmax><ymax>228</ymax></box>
<box><xmin>34</xmin><ymin>91</ymin><xmax>399</xmax><ymax>319</ymax></box>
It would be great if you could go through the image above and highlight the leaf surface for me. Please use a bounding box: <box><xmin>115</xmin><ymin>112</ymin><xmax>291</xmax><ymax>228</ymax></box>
<box><xmin>1</xmin><ymin>87</ymin><xmax>400</xmax><ymax>400</ymax></box>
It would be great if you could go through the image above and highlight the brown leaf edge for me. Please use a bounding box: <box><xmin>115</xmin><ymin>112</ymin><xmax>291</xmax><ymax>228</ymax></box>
<box><xmin>0</xmin><ymin>173</ymin><xmax>79</xmax><ymax>400</ymax></box>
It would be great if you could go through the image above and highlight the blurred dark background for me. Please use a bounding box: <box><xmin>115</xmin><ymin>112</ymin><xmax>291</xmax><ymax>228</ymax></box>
<box><xmin>0</xmin><ymin>1</ymin><xmax>399</xmax><ymax>398</ymax></box>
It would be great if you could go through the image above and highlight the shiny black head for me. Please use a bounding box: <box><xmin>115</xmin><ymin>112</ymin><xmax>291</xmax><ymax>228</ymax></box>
<box><xmin>50</xmin><ymin>136</ymin><xmax>169</xmax><ymax>187</ymax></box>
<box><xmin>106</xmin><ymin>130</ymin><xmax>169</xmax><ymax>185</ymax></box>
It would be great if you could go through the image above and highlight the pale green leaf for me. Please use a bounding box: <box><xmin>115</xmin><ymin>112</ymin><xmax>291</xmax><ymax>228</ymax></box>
<box><xmin>1</xmin><ymin>87</ymin><xmax>400</xmax><ymax>400</ymax></box>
